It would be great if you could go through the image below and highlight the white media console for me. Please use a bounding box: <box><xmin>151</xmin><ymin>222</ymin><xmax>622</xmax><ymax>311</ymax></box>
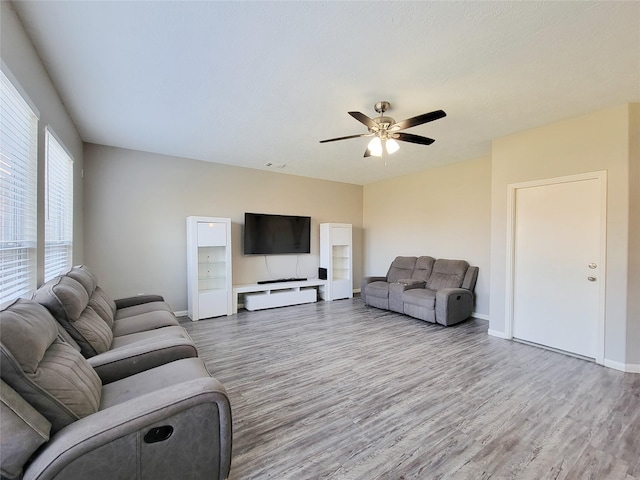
<box><xmin>232</xmin><ymin>279</ymin><xmax>327</xmax><ymax>313</ymax></box>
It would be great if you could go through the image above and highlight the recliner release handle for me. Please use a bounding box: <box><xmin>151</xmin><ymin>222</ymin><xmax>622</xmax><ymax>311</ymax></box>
<box><xmin>144</xmin><ymin>425</ymin><xmax>174</xmax><ymax>444</ymax></box>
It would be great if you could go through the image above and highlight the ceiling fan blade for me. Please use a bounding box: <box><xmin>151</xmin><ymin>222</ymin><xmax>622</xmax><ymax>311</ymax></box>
<box><xmin>319</xmin><ymin>133</ymin><xmax>368</xmax><ymax>143</ymax></box>
<box><xmin>394</xmin><ymin>132</ymin><xmax>436</xmax><ymax>145</ymax></box>
<box><xmin>363</xmin><ymin>148</ymin><xmax>372</xmax><ymax>158</ymax></box>
<box><xmin>348</xmin><ymin>111</ymin><xmax>378</xmax><ymax>129</ymax></box>
<box><xmin>391</xmin><ymin>109</ymin><xmax>446</xmax><ymax>131</ymax></box>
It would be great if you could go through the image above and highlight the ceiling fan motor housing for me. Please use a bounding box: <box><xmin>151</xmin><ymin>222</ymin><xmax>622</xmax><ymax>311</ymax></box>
<box><xmin>374</xmin><ymin>101</ymin><xmax>391</xmax><ymax>114</ymax></box>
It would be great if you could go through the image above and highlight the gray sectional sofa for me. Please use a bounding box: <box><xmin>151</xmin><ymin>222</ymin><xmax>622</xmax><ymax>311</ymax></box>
<box><xmin>1</xmin><ymin>266</ymin><xmax>232</xmax><ymax>480</ymax></box>
<box><xmin>362</xmin><ymin>256</ymin><xmax>479</xmax><ymax>326</ymax></box>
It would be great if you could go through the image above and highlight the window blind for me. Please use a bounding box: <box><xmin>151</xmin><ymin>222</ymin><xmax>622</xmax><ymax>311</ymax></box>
<box><xmin>44</xmin><ymin>128</ymin><xmax>73</xmax><ymax>282</ymax></box>
<box><xmin>0</xmin><ymin>71</ymin><xmax>38</xmax><ymax>307</ymax></box>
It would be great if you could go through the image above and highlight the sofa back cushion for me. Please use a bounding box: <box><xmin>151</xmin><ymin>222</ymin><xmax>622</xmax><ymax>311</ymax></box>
<box><xmin>386</xmin><ymin>256</ymin><xmax>418</xmax><ymax>283</ymax></box>
<box><xmin>412</xmin><ymin>256</ymin><xmax>436</xmax><ymax>282</ymax></box>
<box><xmin>88</xmin><ymin>291</ymin><xmax>116</xmax><ymax>328</ymax></box>
<box><xmin>33</xmin><ymin>276</ymin><xmax>113</xmax><ymax>358</ymax></box>
<box><xmin>0</xmin><ymin>299</ymin><xmax>101</xmax><ymax>434</ymax></box>
<box><xmin>1</xmin><ymin>380</ymin><xmax>51</xmax><ymax>480</ymax></box>
<box><xmin>426</xmin><ymin>259</ymin><xmax>469</xmax><ymax>291</ymax></box>
<box><xmin>66</xmin><ymin>264</ymin><xmax>98</xmax><ymax>297</ymax></box>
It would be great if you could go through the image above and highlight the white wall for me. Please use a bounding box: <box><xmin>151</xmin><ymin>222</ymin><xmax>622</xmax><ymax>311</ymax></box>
<box><xmin>490</xmin><ymin>104</ymin><xmax>637</xmax><ymax>368</ymax></box>
<box><xmin>363</xmin><ymin>156</ymin><xmax>491</xmax><ymax>317</ymax></box>
<box><xmin>83</xmin><ymin>144</ymin><xmax>363</xmax><ymax>312</ymax></box>
<box><xmin>1</xmin><ymin>1</ymin><xmax>84</xmax><ymax>280</ymax></box>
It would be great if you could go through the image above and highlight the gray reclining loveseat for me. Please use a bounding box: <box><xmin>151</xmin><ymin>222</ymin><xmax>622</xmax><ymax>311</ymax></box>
<box><xmin>0</xmin><ymin>298</ymin><xmax>232</xmax><ymax>480</ymax></box>
<box><xmin>32</xmin><ymin>265</ymin><xmax>198</xmax><ymax>383</ymax></box>
<box><xmin>362</xmin><ymin>256</ymin><xmax>479</xmax><ymax>326</ymax></box>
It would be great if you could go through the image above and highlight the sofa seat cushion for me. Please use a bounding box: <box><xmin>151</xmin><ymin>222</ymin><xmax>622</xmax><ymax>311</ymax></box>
<box><xmin>100</xmin><ymin>358</ymin><xmax>211</xmax><ymax>409</ymax></box>
<box><xmin>0</xmin><ymin>299</ymin><xmax>102</xmax><ymax>433</ymax></box>
<box><xmin>364</xmin><ymin>281</ymin><xmax>391</xmax><ymax>300</ymax></box>
<box><xmin>115</xmin><ymin>301</ymin><xmax>173</xmax><ymax>320</ymax></box>
<box><xmin>110</xmin><ymin>326</ymin><xmax>193</xmax><ymax>349</ymax></box>
<box><xmin>402</xmin><ymin>288</ymin><xmax>437</xmax><ymax>323</ymax></box>
<box><xmin>111</xmin><ymin>310</ymin><xmax>180</xmax><ymax>337</ymax></box>
<box><xmin>89</xmin><ymin>327</ymin><xmax>198</xmax><ymax>384</ymax></box>
<box><xmin>402</xmin><ymin>288</ymin><xmax>436</xmax><ymax>308</ymax></box>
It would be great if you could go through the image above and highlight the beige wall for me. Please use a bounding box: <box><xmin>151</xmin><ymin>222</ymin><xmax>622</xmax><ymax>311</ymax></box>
<box><xmin>83</xmin><ymin>144</ymin><xmax>363</xmax><ymax>311</ymax></box>
<box><xmin>628</xmin><ymin>103</ymin><xmax>640</xmax><ymax>366</ymax></box>
<box><xmin>1</xmin><ymin>1</ymin><xmax>84</xmax><ymax>280</ymax></box>
<box><xmin>490</xmin><ymin>104</ymin><xmax>635</xmax><ymax>367</ymax></box>
<box><xmin>362</xmin><ymin>157</ymin><xmax>492</xmax><ymax>317</ymax></box>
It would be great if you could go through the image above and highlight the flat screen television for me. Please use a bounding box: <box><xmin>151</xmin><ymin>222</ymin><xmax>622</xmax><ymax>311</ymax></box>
<box><xmin>243</xmin><ymin>213</ymin><xmax>311</xmax><ymax>255</ymax></box>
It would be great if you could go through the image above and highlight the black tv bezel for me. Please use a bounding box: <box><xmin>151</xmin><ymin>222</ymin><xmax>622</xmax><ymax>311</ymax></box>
<box><xmin>243</xmin><ymin>212</ymin><xmax>311</xmax><ymax>255</ymax></box>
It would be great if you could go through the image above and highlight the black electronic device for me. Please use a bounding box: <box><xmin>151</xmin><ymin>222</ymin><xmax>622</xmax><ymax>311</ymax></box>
<box><xmin>318</xmin><ymin>267</ymin><xmax>327</xmax><ymax>280</ymax></box>
<box><xmin>257</xmin><ymin>278</ymin><xmax>307</xmax><ymax>285</ymax></box>
<box><xmin>243</xmin><ymin>213</ymin><xmax>311</xmax><ymax>255</ymax></box>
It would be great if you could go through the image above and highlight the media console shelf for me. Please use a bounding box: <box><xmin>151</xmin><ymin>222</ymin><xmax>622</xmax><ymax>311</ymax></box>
<box><xmin>232</xmin><ymin>279</ymin><xmax>327</xmax><ymax>313</ymax></box>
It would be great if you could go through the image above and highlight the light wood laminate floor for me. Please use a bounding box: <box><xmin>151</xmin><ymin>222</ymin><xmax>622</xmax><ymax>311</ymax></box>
<box><xmin>181</xmin><ymin>298</ymin><xmax>639</xmax><ymax>480</ymax></box>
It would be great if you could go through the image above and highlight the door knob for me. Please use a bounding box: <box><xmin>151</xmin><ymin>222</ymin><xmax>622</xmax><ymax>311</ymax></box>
<box><xmin>588</xmin><ymin>263</ymin><xmax>597</xmax><ymax>269</ymax></box>
<box><xmin>588</xmin><ymin>276</ymin><xmax>597</xmax><ymax>282</ymax></box>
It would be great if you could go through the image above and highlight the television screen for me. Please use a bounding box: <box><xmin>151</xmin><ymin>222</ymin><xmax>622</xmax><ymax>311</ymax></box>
<box><xmin>244</xmin><ymin>213</ymin><xmax>311</xmax><ymax>255</ymax></box>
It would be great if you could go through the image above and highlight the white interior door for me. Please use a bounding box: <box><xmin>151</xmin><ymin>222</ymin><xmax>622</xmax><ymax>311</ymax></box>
<box><xmin>512</xmin><ymin>176</ymin><xmax>605</xmax><ymax>359</ymax></box>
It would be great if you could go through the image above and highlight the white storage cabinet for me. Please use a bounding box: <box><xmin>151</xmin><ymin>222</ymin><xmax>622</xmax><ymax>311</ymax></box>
<box><xmin>320</xmin><ymin>223</ymin><xmax>353</xmax><ymax>301</ymax></box>
<box><xmin>187</xmin><ymin>216</ymin><xmax>232</xmax><ymax>320</ymax></box>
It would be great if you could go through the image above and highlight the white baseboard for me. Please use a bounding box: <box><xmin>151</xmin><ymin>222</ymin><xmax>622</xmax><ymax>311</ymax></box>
<box><xmin>604</xmin><ymin>359</ymin><xmax>640</xmax><ymax>373</ymax></box>
<box><xmin>472</xmin><ymin>312</ymin><xmax>489</xmax><ymax>321</ymax></box>
<box><xmin>488</xmin><ymin>329</ymin><xmax>509</xmax><ymax>339</ymax></box>
<box><xmin>174</xmin><ymin>310</ymin><xmax>188</xmax><ymax>317</ymax></box>
<box><xmin>353</xmin><ymin>288</ymin><xmax>361</xmax><ymax>294</ymax></box>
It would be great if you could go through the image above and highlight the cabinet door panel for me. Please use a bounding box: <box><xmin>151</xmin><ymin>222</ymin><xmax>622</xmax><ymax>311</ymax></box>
<box><xmin>332</xmin><ymin>227</ymin><xmax>351</xmax><ymax>245</ymax></box>
<box><xmin>199</xmin><ymin>290</ymin><xmax>228</xmax><ymax>319</ymax></box>
<box><xmin>197</xmin><ymin>222</ymin><xmax>227</xmax><ymax>247</ymax></box>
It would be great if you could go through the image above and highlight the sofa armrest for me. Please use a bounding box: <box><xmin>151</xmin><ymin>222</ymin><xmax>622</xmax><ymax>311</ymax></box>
<box><xmin>435</xmin><ymin>288</ymin><xmax>474</xmax><ymax>326</ymax></box>
<box><xmin>88</xmin><ymin>338</ymin><xmax>199</xmax><ymax>384</ymax></box>
<box><xmin>24</xmin><ymin>377</ymin><xmax>232</xmax><ymax>480</ymax></box>
<box><xmin>114</xmin><ymin>294</ymin><xmax>165</xmax><ymax>310</ymax></box>
<box><xmin>396</xmin><ymin>278</ymin><xmax>425</xmax><ymax>288</ymax></box>
<box><xmin>360</xmin><ymin>276</ymin><xmax>387</xmax><ymax>304</ymax></box>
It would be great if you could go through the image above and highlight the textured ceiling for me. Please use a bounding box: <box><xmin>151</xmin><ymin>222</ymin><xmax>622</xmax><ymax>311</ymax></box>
<box><xmin>11</xmin><ymin>1</ymin><xmax>640</xmax><ymax>185</ymax></box>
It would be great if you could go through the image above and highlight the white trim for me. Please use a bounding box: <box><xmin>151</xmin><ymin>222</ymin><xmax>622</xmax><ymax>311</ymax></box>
<box><xmin>604</xmin><ymin>359</ymin><xmax>640</xmax><ymax>373</ymax></box>
<box><xmin>45</xmin><ymin>125</ymin><xmax>75</xmax><ymax>162</ymax></box>
<box><xmin>472</xmin><ymin>312</ymin><xmax>489</xmax><ymax>321</ymax></box>
<box><xmin>1</xmin><ymin>61</ymin><xmax>40</xmax><ymax>118</ymax></box>
<box><xmin>174</xmin><ymin>310</ymin><xmax>188</xmax><ymax>317</ymax></box>
<box><xmin>353</xmin><ymin>288</ymin><xmax>361</xmax><ymax>294</ymax></box>
<box><xmin>488</xmin><ymin>329</ymin><xmax>509</xmax><ymax>339</ymax></box>
<box><xmin>505</xmin><ymin>171</ymin><xmax>608</xmax><ymax>364</ymax></box>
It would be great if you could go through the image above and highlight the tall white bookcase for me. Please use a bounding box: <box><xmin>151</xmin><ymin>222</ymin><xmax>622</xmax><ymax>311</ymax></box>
<box><xmin>186</xmin><ymin>216</ymin><xmax>232</xmax><ymax>321</ymax></box>
<box><xmin>320</xmin><ymin>223</ymin><xmax>353</xmax><ymax>301</ymax></box>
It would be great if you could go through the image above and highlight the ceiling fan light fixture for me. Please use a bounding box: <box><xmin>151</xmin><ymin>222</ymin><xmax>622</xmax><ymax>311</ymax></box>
<box><xmin>368</xmin><ymin>137</ymin><xmax>383</xmax><ymax>157</ymax></box>
<box><xmin>386</xmin><ymin>138</ymin><xmax>400</xmax><ymax>154</ymax></box>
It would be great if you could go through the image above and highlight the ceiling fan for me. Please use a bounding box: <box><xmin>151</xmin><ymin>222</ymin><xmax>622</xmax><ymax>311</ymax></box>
<box><xmin>319</xmin><ymin>101</ymin><xmax>446</xmax><ymax>158</ymax></box>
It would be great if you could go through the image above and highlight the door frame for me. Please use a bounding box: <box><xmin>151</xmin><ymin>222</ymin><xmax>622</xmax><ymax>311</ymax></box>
<box><xmin>504</xmin><ymin>171</ymin><xmax>607</xmax><ymax>364</ymax></box>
